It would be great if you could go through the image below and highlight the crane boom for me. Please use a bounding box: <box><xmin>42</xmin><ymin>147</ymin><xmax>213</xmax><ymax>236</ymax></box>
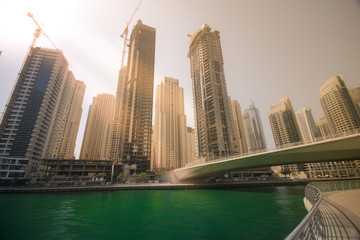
<box><xmin>120</xmin><ymin>0</ymin><xmax>142</xmax><ymax>68</ymax></box>
<box><xmin>27</xmin><ymin>12</ymin><xmax>58</xmax><ymax>49</ymax></box>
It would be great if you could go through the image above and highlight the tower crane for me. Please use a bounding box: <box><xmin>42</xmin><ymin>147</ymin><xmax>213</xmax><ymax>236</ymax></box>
<box><xmin>27</xmin><ymin>12</ymin><xmax>58</xmax><ymax>49</ymax></box>
<box><xmin>120</xmin><ymin>0</ymin><xmax>142</xmax><ymax>68</ymax></box>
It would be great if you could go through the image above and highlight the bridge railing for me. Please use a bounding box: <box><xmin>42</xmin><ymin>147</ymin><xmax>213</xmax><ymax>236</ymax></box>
<box><xmin>285</xmin><ymin>180</ymin><xmax>360</xmax><ymax>240</ymax></box>
<box><xmin>183</xmin><ymin>128</ymin><xmax>360</xmax><ymax>169</ymax></box>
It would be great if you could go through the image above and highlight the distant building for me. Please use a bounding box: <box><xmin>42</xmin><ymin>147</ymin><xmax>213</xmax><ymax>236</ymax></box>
<box><xmin>310</xmin><ymin>77</ymin><xmax>360</xmax><ymax>180</ymax></box>
<box><xmin>186</xmin><ymin>127</ymin><xmax>196</xmax><ymax>165</ymax></box>
<box><xmin>45</xmin><ymin>77</ymin><xmax>85</xmax><ymax>159</ymax></box>
<box><xmin>111</xmin><ymin>67</ymin><xmax>127</xmax><ymax>162</ymax></box>
<box><xmin>320</xmin><ymin>75</ymin><xmax>360</xmax><ymax>134</ymax></box>
<box><xmin>188</xmin><ymin>24</ymin><xmax>235</xmax><ymax>159</ymax></box>
<box><xmin>152</xmin><ymin>77</ymin><xmax>188</xmax><ymax>172</ymax></box>
<box><xmin>0</xmin><ymin>47</ymin><xmax>84</xmax><ymax>183</ymax></box>
<box><xmin>350</xmin><ymin>87</ymin><xmax>360</xmax><ymax>112</ymax></box>
<box><xmin>317</xmin><ymin>116</ymin><xmax>333</xmax><ymax>137</ymax></box>
<box><xmin>80</xmin><ymin>94</ymin><xmax>115</xmax><ymax>160</ymax></box>
<box><xmin>113</xmin><ymin>20</ymin><xmax>156</xmax><ymax>172</ymax></box>
<box><xmin>268</xmin><ymin>96</ymin><xmax>302</xmax><ymax>147</ymax></box>
<box><xmin>229</xmin><ymin>99</ymin><xmax>248</xmax><ymax>154</ymax></box>
<box><xmin>243</xmin><ymin>102</ymin><xmax>267</xmax><ymax>152</ymax></box>
<box><xmin>295</xmin><ymin>108</ymin><xmax>321</xmax><ymax>143</ymax></box>
<box><xmin>268</xmin><ymin>96</ymin><xmax>303</xmax><ymax>175</ymax></box>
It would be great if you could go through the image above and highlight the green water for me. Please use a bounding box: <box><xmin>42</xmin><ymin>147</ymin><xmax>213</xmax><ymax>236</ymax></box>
<box><xmin>0</xmin><ymin>186</ymin><xmax>306</xmax><ymax>240</ymax></box>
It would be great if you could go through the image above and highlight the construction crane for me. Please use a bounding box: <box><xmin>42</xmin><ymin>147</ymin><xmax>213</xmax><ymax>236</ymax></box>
<box><xmin>120</xmin><ymin>0</ymin><xmax>142</xmax><ymax>68</ymax></box>
<box><xmin>27</xmin><ymin>12</ymin><xmax>58</xmax><ymax>49</ymax></box>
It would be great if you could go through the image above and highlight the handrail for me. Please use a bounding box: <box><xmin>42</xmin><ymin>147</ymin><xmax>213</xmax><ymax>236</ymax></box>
<box><xmin>286</xmin><ymin>180</ymin><xmax>360</xmax><ymax>240</ymax></box>
<box><xmin>285</xmin><ymin>185</ymin><xmax>323</xmax><ymax>240</ymax></box>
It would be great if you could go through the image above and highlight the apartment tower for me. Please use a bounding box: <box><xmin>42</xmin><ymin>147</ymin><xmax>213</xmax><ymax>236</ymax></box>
<box><xmin>188</xmin><ymin>24</ymin><xmax>235</xmax><ymax>159</ymax></box>
<box><xmin>80</xmin><ymin>94</ymin><xmax>115</xmax><ymax>160</ymax></box>
<box><xmin>0</xmin><ymin>47</ymin><xmax>83</xmax><ymax>182</ymax></box>
<box><xmin>115</xmin><ymin>20</ymin><xmax>156</xmax><ymax>172</ymax></box>
<box><xmin>152</xmin><ymin>77</ymin><xmax>188</xmax><ymax>172</ymax></box>
<box><xmin>320</xmin><ymin>75</ymin><xmax>360</xmax><ymax>134</ymax></box>
<box><xmin>243</xmin><ymin>102</ymin><xmax>267</xmax><ymax>151</ymax></box>
<box><xmin>229</xmin><ymin>99</ymin><xmax>248</xmax><ymax>154</ymax></box>
<box><xmin>295</xmin><ymin>108</ymin><xmax>321</xmax><ymax>143</ymax></box>
<box><xmin>268</xmin><ymin>96</ymin><xmax>302</xmax><ymax>147</ymax></box>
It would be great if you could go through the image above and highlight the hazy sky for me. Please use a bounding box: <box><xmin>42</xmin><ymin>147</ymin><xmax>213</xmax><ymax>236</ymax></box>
<box><xmin>1</xmin><ymin>0</ymin><xmax>360</xmax><ymax>157</ymax></box>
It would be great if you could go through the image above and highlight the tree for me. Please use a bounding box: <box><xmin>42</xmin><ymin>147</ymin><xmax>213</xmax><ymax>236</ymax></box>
<box><xmin>280</xmin><ymin>169</ymin><xmax>292</xmax><ymax>179</ymax></box>
<box><xmin>138</xmin><ymin>172</ymin><xmax>147</xmax><ymax>183</ymax></box>
<box><xmin>117</xmin><ymin>173</ymin><xmax>125</xmax><ymax>184</ymax></box>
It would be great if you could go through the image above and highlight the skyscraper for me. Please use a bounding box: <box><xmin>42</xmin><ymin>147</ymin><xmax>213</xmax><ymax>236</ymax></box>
<box><xmin>188</xmin><ymin>24</ymin><xmax>235</xmax><ymax>159</ymax></box>
<box><xmin>317</xmin><ymin>116</ymin><xmax>332</xmax><ymax>137</ymax></box>
<box><xmin>186</xmin><ymin>127</ymin><xmax>196</xmax><ymax>165</ymax></box>
<box><xmin>45</xmin><ymin>75</ymin><xmax>85</xmax><ymax>159</ymax></box>
<box><xmin>350</xmin><ymin>87</ymin><xmax>360</xmax><ymax>111</ymax></box>
<box><xmin>229</xmin><ymin>99</ymin><xmax>248</xmax><ymax>154</ymax></box>
<box><xmin>320</xmin><ymin>75</ymin><xmax>360</xmax><ymax>134</ymax></box>
<box><xmin>269</xmin><ymin>96</ymin><xmax>304</xmax><ymax>175</ymax></box>
<box><xmin>111</xmin><ymin>67</ymin><xmax>127</xmax><ymax>161</ymax></box>
<box><xmin>0</xmin><ymin>47</ymin><xmax>82</xmax><ymax>182</ymax></box>
<box><xmin>295</xmin><ymin>108</ymin><xmax>321</xmax><ymax>143</ymax></box>
<box><xmin>152</xmin><ymin>77</ymin><xmax>188</xmax><ymax>172</ymax></box>
<box><xmin>243</xmin><ymin>102</ymin><xmax>267</xmax><ymax>152</ymax></box>
<box><xmin>115</xmin><ymin>20</ymin><xmax>156</xmax><ymax>171</ymax></box>
<box><xmin>80</xmin><ymin>94</ymin><xmax>115</xmax><ymax>160</ymax></box>
<box><xmin>268</xmin><ymin>96</ymin><xmax>302</xmax><ymax>147</ymax></box>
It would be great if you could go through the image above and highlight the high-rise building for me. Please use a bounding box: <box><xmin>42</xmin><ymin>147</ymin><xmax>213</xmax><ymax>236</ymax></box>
<box><xmin>229</xmin><ymin>99</ymin><xmax>248</xmax><ymax>154</ymax></box>
<box><xmin>115</xmin><ymin>20</ymin><xmax>156</xmax><ymax>172</ymax></box>
<box><xmin>295</xmin><ymin>108</ymin><xmax>321</xmax><ymax>143</ymax></box>
<box><xmin>243</xmin><ymin>102</ymin><xmax>267</xmax><ymax>152</ymax></box>
<box><xmin>188</xmin><ymin>24</ymin><xmax>235</xmax><ymax>159</ymax></box>
<box><xmin>111</xmin><ymin>67</ymin><xmax>127</xmax><ymax>161</ymax></box>
<box><xmin>350</xmin><ymin>87</ymin><xmax>360</xmax><ymax>111</ymax></box>
<box><xmin>0</xmin><ymin>47</ymin><xmax>82</xmax><ymax>182</ymax></box>
<box><xmin>306</xmin><ymin>115</ymin><xmax>360</xmax><ymax>179</ymax></box>
<box><xmin>268</xmin><ymin>96</ymin><xmax>302</xmax><ymax>147</ymax></box>
<box><xmin>186</xmin><ymin>127</ymin><xmax>196</xmax><ymax>165</ymax></box>
<box><xmin>80</xmin><ymin>94</ymin><xmax>115</xmax><ymax>160</ymax></box>
<box><xmin>45</xmin><ymin>76</ymin><xmax>85</xmax><ymax>159</ymax></box>
<box><xmin>317</xmin><ymin>116</ymin><xmax>332</xmax><ymax>137</ymax></box>
<box><xmin>152</xmin><ymin>77</ymin><xmax>188</xmax><ymax>172</ymax></box>
<box><xmin>320</xmin><ymin>75</ymin><xmax>360</xmax><ymax>134</ymax></box>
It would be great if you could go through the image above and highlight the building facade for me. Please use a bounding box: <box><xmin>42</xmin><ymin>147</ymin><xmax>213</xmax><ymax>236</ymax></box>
<box><xmin>0</xmin><ymin>47</ymin><xmax>81</xmax><ymax>183</ymax></box>
<box><xmin>111</xmin><ymin>67</ymin><xmax>127</xmax><ymax>161</ymax></box>
<box><xmin>269</xmin><ymin>96</ymin><xmax>304</xmax><ymax>175</ymax></box>
<box><xmin>152</xmin><ymin>77</ymin><xmax>188</xmax><ymax>172</ymax></box>
<box><xmin>268</xmin><ymin>96</ymin><xmax>302</xmax><ymax>147</ymax></box>
<box><xmin>229</xmin><ymin>99</ymin><xmax>248</xmax><ymax>154</ymax></box>
<box><xmin>188</xmin><ymin>24</ymin><xmax>235</xmax><ymax>159</ymax></box>
<box><xmin>80</xmin><ymin>94</ymin><xmax>115</xmax><ymax>160</ymax></box>
<box><xmin>317</xmin><ymin>116</ymin><xmax>333</xmax><ymax>137</ymax></box>
<box><xmin>186</xmin><ymin>127</ymin><xmax>196</xmax><ymax>165</ymax></box>
<box><xmin>320</xmin><ymin>75</ymin><xmax>360</xmax><ymax>134</ymax></box>
<box><xmin>115</xmin><ymin>20</ymin><xmax>156</xmax><ymax>172</ymax></box>
<box><xmin>243</xmin><ymin>102</ymin><xmax>267</xmax><ymax>152</ymax></box>
<box><xmin>295</xmin><ymin>108</ymin><xmax>321</xmax><ymax>143</ymax></box>
<box><xmin>350</xmin><ymin>87</ymin><xmax>360</xmax><ymax>111</ymax></box>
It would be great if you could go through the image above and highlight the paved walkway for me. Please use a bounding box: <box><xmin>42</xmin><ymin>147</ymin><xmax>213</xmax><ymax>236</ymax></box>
<box><xmin>324</xmin><ymin>189</ymin><xmax>360</xmax><ymax>231</ymax></box>
<box><xmin>322</xmin><ymin>190</ymin><xmax>360</xmax><ymax>239</ymax></box>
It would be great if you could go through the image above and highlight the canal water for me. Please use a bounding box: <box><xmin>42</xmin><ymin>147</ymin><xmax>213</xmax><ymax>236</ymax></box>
<box><xmin>0</xmin><ymin>186</ymin><xmax>306</xmax><ymax>240</ymax></box>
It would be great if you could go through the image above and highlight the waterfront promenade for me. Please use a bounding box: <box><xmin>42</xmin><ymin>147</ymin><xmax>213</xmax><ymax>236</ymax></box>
<box><xmin>287</xmin><ymin>180</ymin><xmax>360</xmax><ymax>239</ymax></box>
<box><xmin>0</xmin><ymin>180</ymin><xmax>306</xmax><ymax>193</ymax></box>
<box><xmin>323</xmin><ymin>190</ymin><xmax>360</xmax><ymax>233</ymax></box>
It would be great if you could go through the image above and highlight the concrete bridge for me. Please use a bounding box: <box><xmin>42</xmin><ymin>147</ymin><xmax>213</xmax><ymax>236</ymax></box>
<box><xmin>162</xmin><ymin>132</ymin><xmax>360</xmax><ymax>183</ymax></box>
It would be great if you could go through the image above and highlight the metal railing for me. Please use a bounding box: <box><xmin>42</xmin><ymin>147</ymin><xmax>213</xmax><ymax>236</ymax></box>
<box><xmin>286</xmin><ymin>180</ymin><xmax>360</xmax><ymax>240</ymax></box>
